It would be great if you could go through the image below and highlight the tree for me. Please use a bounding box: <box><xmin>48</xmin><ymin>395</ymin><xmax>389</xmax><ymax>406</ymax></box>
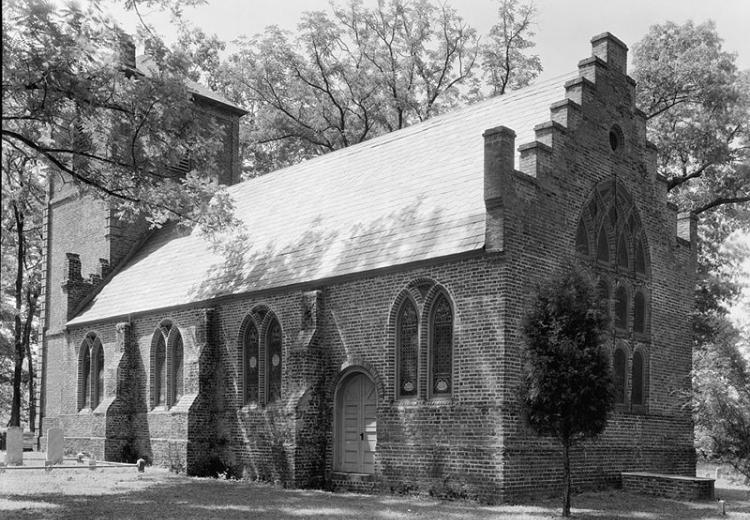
<box><xmin>1</xmin><ymin>147</ymin><xmax>44</xmax><ymax>429</ymax></box>
<box><xmin>481</xmin><ymin>0</ymin><xmax>542</xmax><ymax>96</ymax></box>
<box><xmin>213</xmin><ymin>0</ymin><xmax>542</xmax><ymax>176</ymax></box>
<box><xmin>693</xmin><ymin>320</ymin><xmax>750</xmax><ymax>482</ymax></box>
<box><xmin>521</xmin><ymin>268</ymin><xmax>613</xmax><ymax>517</ymax></box>
<box><xmin>215</xmin><ymin>0</ymin><xmax>478</xmax><ymax>175</ymax></box>
<box><xmin>2</xmin><ymin>0</ymin><xmax>235</xmax><ymax>229</ymax></box>
<box><xmin>632</xmin><ymin>21</ymin><xmax>750</xmax><ymax>218</ymax></box>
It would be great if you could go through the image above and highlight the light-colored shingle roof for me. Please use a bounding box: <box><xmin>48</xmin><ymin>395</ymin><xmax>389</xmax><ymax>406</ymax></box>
<box><xmin>68</xmin><ymin>71</ymin><xmax>578</xmax><ymax>326</ymax></box>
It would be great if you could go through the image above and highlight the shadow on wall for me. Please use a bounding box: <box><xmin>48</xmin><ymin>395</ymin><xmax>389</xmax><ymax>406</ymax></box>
<box><xmin>105</xmin><ymin>330</ymin><xmax>152</xmax><ymax>463</ymax></box>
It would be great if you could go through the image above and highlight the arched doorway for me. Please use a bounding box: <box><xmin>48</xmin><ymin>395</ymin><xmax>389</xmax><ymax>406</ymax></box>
<box><xmin>335</xmin><ymin>371</ymin><xmax>377</xmax><ymax>474</ymax></box>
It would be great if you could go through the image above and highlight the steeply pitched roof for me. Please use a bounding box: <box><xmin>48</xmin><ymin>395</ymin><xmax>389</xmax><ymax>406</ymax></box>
<box><xmin>68</xmin><ymin>71</ymin><xmax>578</xmax><ymax>326</ymax></box>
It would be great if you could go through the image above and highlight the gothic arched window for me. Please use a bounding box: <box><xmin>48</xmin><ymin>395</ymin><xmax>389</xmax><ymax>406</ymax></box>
<box><xmin>634</xmin><ymin>239</ymin><xmax>646</xmax><ymax>274</ymax></box>
<box><xmin>153</xmin><ymin>332</ymin><xmax>167</xmax><ymax>407</ymax></box>
<box><xmin>78</xmin><ymin>336</ymin><xmax>92</xmax><ymax>410</ymax></box>
<box><xmin>617</xmin><ymin>233</ymin><xmax>629</xmax><ymax>268</ymax></box>
<box><xmin>430</xmin><ymin>294</ymin><xmax>453</xmax><ymax>397</ymax></box>
<box><xmin>596</xmin><ymin>227</ymin><xmax>610</xmax><ymax>263</ymax></box>
<box><xmin>92</xmin><ymin>340</ymin><xmax>104</xmax><ymax>409</ymax></box>
<box><xmin>633</xmin><ymin>291</ymin><xmax>646</xmax><ymax>333</ymax></box>
<box><xmin>397</xmin><ymin>299</ymin><xmax>419</xmax><ymax>398</ymax></box>
<box><xmin>613</xmin><ymin>347</ymin><xmax>627</xmax><ymax>404</ymax></box>
<box><xmin>151</xmin><ymin>321</ymin><xmax>183</xmax><ymax>409</ymax></box>
<box><xmin>170</xmin><ymin>329</ymin><xmax>184</xmax><ymax>404</ymax></box>
<box><xmin>614</xmin><ymin>285</ymin><xmax>628</xmax><ymax>330</ymax></box>
<box><xmin>243</xmin><ymin>318</ymin><xmax>259</xmax><ymax>404</ymax></box>
<box><xmin>576</xmin><ymin>181</ymin><xmax>651</xmax><ymax>411</ymax></box>
<box><xmin>632</xmin><ymin>350</ymin><xmax>645</xmax><ymax>405</ymax></box>
<box><xmin>266</xmin><ymin>318</ymin><xmax>282</xmax><ymax>403</ymax></box>
<box><xmin>576</xmin><ymin>220</ymin><xmax>589</xmax><ymax>256</ymax></box>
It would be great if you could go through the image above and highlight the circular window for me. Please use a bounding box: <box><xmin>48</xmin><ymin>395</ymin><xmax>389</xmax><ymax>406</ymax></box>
<box><xmin>609</xmin><ymin>125</ymin><xmax>624</xmax><ymax>152</ymax></box>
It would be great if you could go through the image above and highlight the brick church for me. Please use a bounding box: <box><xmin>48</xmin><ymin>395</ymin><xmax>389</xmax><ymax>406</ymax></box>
<box><xmin>39</xmin><ymin>33</ymin><xmax>697</xmax><ymax>500</ymax></box>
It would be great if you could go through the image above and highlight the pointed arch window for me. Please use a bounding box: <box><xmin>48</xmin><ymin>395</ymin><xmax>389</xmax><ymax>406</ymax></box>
<box><xmin>266</xmin><ymin>318</ymin><xmax>282</xmax><ymax>403</ymax></box>
<box><xmin>92</xmin><ymin>341</ymin><xmax>104</xmax><ymax>409</ymax></box>
<box><xmin>597</xmin><ymin>279</ymin><xmax>611</xmax><ymax>318</ymax></box>
<box><xmin>596</xmin><ymin>227</ymin><xmax>610</xmax><ymax>263</ymax></box>
<box><xmin>150</xmin><ymin>321</ymin><xmax>183</xmax><ymax>409</ymax></box>
<box><xmin>617</xmin><ymin>233</ymin><xmax>629</xmax><ymax>268</ymax></box>
<box><xmin>78</xmin><ymin>333</ymin><xmax>106</xmax><ymax>411</ymax></box>
<box><xmin>576</xmin><ymin>220</ymin><xmax>589</xmax><ymax>256</ymax></box>
<box><xmin>613</xmin><ymin>348</ymin><xmax>627</xmax><ymax>404</ymax></box>
<box><xmin>78</xmin><ymin>337</ymin><xmax>92</xmax><ymax>410</ymax></box>
<box><xmin>397</xmin><ymin>299</ymin><xmax>419</xmax><ymax>398</ymax></box>
<box><xmin>430</xmin><ymin>294</ymin><xmax>453</xmax><ymax>397</ymax></box>
<box><xmin>170</xmin><ymin>330</ymin><xmax>184</xmax><ymax>404</ymax></box>
<box><xmin>634</xmin><ymin>239</ymin><xmax>646</xmax><ymax>274</ymax></box>
<box><xmin>243</xmin><ymin>319</ymin><xmax>260</xmax><ymax>404</ymax></box>
<box><xmin>614</xmin><ymin>286</ymin><xmax>628</xmax><ymax>330</ymax></box>
<box><xmin>632</xmin><ymin>350</ymin><xmax>645</xmax><ymax>405</ymax></box>
<box><xmin>154</xmin><ymin>333</ymin><xmax>167</xmax><ymax>407</ymax></box>
<box><xmin>633</xmin><ymin>291</ymin><xmax>646</xmax><ymax>333</ymax></box>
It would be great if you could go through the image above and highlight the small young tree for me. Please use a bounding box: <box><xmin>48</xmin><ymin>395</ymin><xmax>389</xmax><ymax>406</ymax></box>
<box><xmin>521</xmin><ymin>268</ymin><xmax>614</xmax><ymax>517</ymax></box>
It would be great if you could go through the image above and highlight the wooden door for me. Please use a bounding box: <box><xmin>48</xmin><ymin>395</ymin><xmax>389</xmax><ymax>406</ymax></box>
<box><xmin>337</xmin><ymin>372</ymin><xmax>377</xmax><ymax>474</ymax></box>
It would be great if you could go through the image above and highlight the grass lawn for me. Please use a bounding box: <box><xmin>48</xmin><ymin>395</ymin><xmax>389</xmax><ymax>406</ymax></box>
<box><xmin>1</xmin><ymin>452</ymin><xmax>748</xmax><ymax>519</ymax></box>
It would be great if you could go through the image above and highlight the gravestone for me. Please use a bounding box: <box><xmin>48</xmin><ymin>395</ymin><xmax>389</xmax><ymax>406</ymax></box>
<box><xmin>46</xmin><ymin>428</ymin><xmax>64</xmax><ymax>465</ymax></box>
<box><xmin>5</xmin><ymin>427</ymin><xmax>23</xmax><ymax>465</ymax></box>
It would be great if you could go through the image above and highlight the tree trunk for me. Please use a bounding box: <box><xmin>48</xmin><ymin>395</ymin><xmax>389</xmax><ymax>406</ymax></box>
<box><xmin>24</xmin><ymin>286</ymin><xmax>38</xmax><ymax>433</ymax></box>
<box><xmin>562</xmin><ymin>439</ymin><xmax>571</xmax><ymax>517</ymax></box>
<box><xmin>9</xmin><ymin>202</ymin><xmax>26</xmax><ymax>428</ymax></box>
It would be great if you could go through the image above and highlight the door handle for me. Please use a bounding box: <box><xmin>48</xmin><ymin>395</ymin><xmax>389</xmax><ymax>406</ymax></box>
<box><xmin>360</xmin><ymin>432</ymin><xmax>364</xmax><ymax>440</ymax></box>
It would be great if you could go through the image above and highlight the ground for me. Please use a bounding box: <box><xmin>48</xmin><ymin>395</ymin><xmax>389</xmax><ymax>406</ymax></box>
<box><xmin>1</xmin><ymin>453</ymin><xmax>748</xmax><ymax>519</ymax></box>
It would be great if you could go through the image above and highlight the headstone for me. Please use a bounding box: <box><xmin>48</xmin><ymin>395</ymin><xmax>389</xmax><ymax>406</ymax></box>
<box><xmin>5</xmin><ymin>427</ymin><xmax>23</xmax><ymax>466</ymax></box>
<box><xmin>45</xmin><ymin>428</ymin><xmax>64</xmax><ymax>465</ymax></box>
<box><xmin>136</xmin><ymin>458</ymin><xmax>146</xmax><ymax>472</ymax></box>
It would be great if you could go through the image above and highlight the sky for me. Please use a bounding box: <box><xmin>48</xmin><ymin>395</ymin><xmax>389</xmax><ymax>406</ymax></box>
<box><xmin>111</xmin><ymin>0</ymin><xmax>750</xmax><ymax>80</ymax></box>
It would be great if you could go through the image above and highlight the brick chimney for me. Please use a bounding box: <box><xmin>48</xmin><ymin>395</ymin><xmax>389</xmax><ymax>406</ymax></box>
<box><xmin>483</xmin><ymin>126</ymin><xmax>516</xmax><ymax>252</ymax></box>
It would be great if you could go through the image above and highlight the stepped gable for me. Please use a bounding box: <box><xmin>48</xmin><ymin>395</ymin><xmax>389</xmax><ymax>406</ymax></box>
<box><xmin>68</xmin><ymin>71</ymin><xmax>578</xmax><ymax>326</ymax></box>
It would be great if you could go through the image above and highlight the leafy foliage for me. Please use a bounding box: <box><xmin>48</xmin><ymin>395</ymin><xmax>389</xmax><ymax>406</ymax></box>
<box><xmin>2</xmin><ymin>0</ymin><xmax>234</xmax><ymax>228</ymax></box>
<box><xmin>212</xmin><ymin>0</ymin><xmax>540</xmax><ymax>176</ymax></box>
<box><xmin>693</xmin><ymin>321</ymin><xmax>750</xmax><ymax>482</ymax></box>
<box><xmin>521</xmin><ymin>268</ymin><xmax>613</xmax><ymax>517</ymax></box>
<box><xmin>481</xmin><ymin>0</ymin><xmax>542</xmax><ymax>96</ymax></box>
<box><xmin>633</xmin><ymin>21</ymin><xmax>750</xmax><ymax>218</ymax></box>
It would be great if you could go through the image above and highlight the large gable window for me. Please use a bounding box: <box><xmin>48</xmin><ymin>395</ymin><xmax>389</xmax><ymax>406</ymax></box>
<box><xmin>430</xmin><ymin>294</ymin><xmax>453</xmax><ymax>398</ymax></box>
<box><xmin>575</xmin><ymin>180</ymin><xmax>652</xmax><ymax>411</ymax></box>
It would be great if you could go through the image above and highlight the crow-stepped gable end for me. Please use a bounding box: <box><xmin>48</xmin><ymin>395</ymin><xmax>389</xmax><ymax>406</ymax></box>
<box><xmin>40</xmin><ymin>33</ymin><xmax>696</xmax><ymax>501</ymax></box>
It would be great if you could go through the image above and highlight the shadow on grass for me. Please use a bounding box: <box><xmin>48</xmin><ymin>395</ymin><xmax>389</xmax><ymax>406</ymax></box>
<box><xmin>1</xmin><ymin>472</ymin><xmax>748</xmax><ymax>520</ymax></box>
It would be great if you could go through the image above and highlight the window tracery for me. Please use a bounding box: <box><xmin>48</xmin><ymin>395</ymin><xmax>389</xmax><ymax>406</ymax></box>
<box><xmin>575</xmin><ymin>180</ymin><xmax>651</xmax><ymax>411</ymax></box>
<box><xmin>150</xmin><ymin>321</ymin><xmax>183</xmax><ymax>409</ymax></box>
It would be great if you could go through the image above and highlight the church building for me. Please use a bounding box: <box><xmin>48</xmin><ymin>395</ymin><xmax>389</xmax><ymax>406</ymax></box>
<box><xmin>39</xmin><ymin>33</ymin><xmax>697</xmax><ymax>501</ymax></box>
